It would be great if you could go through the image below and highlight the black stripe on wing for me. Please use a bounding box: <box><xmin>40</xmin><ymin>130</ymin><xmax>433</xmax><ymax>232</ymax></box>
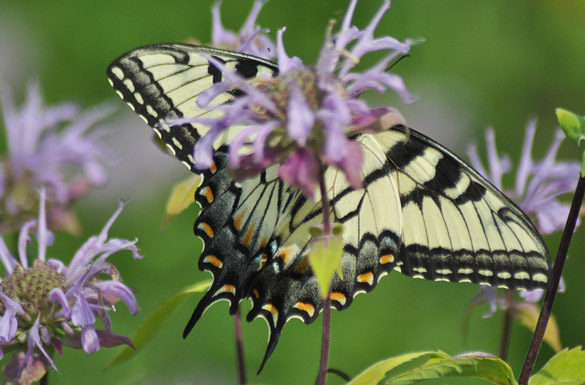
<box><xmin>107</xmin><ymin>43</ymin><xmax>278</xmax><ymax>172</ymax></box>
<box><xmin>385</xmin><ymin>125</ymin><xmax>551</xmax><ymax>290</ymax></box>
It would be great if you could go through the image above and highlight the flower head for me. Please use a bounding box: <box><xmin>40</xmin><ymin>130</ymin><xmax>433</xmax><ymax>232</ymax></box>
<box><xmin>176</xmin><ymin>0</ymin><xmax>413</xmax><ymax>199</ymax></box>
<box><xmin>211</xmin><ymin>0</ymin><xmax>275</xmax><ymax>60</ymax></box>
<box><xmin>0</xmin><ymin>190</ymin><xmax>142</xmax><ymax>383</ymax></box>
<box><xmin>0</xmin><ymin>82</ymin><xmax>111</xmax><ymax>234</ymax></box>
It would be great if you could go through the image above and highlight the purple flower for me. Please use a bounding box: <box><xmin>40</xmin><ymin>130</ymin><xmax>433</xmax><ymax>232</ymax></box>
<box><xmin>211</xmin><ymin>0</ymin><xmax>275</xmax><ymax>60</ymax></box>
<box><xmin>0</xmin><ymin>189</ymin><xmax>142</xmax><ymax>382</ymax></box>
<box><xmin>466</xmin><ymin>120</ymin><xmax>579</xmax><ymax>317</ymax></box>
<box><xmin>175</xmin><ymin>0</ymin><xmax>413</xmax><ymax>198</ymax></box>
<box><xmin>467</xmin><ymin>120</ymin><xmax>582</xmax><ymax>235</ymax></box>
<box><xmin>0</xmin><ymin>81</ymin><xmax>111</xmax><ymax>234</ymax></box>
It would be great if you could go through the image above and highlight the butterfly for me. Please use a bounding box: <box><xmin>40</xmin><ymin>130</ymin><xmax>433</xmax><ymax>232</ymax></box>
<box><xmin>107</xmin><ymin>43</ymin><xmax>551</xmax><ymax>370</ymax></box>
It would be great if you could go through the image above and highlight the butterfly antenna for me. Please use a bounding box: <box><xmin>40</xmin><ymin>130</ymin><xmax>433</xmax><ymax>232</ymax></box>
<box><xmin>385</xmin><ymin>54</ymin><xmax>410</xmax><ymax>72</ymax></box>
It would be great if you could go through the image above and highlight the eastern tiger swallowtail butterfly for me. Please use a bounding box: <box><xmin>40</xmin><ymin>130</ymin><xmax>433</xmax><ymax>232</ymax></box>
<box><xmin>107</xmin><ymin>43</ymin><xmax>551</xmax><ymax>370</ymax></box>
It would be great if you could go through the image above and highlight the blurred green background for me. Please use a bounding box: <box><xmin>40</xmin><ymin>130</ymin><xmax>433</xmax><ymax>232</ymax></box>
<box><xmin>1</xmin><ymin>0</ymin><xmax>584</xmax><ymax>384</ymax></box>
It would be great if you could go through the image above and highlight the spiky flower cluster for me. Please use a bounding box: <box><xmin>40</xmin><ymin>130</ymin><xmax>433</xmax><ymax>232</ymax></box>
<box><xmin>0</xmin><ymin>190</ymin><xmax>142</xmax><ymax>384</ymax></box>
<box><xmin>180</xmin><ymin>0</ymin><xmax>413</xmax><ymax>199</ymax></box>
<box><xmin>211</xmin><ymin>0</ymin><xmax>276</xmax><ymax>60</ymax></box>
<box><xmin>468</xmin><ymin>120</ymin><xmax>582</xmax><ymax>235</ymax></box>
<box><xmin>0</xmin><ymin>82</ymin><xmax>110</xmax><ymax>235</ymax></box>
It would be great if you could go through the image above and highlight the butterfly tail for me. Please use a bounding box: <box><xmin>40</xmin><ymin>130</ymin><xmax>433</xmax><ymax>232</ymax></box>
<box><xmin>183</xmin><ymin>285</ymin><xmax>239</xmax><ymax>338</ymax></box>
<box><xmin>256</xmin><ymin>319</ymin><xmax>283</xmax><ymax>374</ymax></box>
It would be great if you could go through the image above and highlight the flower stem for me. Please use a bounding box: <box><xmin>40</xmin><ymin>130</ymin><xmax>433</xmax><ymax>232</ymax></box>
<box><xmin>518</xmin><ymin>175</ymin><xmax>585</xmax><ymax>384</ymax></box>
<box><xmin>319</xmin><ymin>165</ymin><xmax>332</xmax><ymax>236</ymax></box>
<box><xmin>318</xmin><ymin>289</ymin><xmax>332</xmax><ymax>385</ymax></box>
<box><xmin>499</xmin><ymin>289</ymin><xmax>514</xmax><ymax>361</ymax></box>
<box><xmin>317</xmin><ymin>164</ymin><xmax>332</xmax><ymax>385</ymax></box>
<box><xmin>234</xmin><ymin>308</ymin><xmax>247</xmax><ymax>385</ymax></box>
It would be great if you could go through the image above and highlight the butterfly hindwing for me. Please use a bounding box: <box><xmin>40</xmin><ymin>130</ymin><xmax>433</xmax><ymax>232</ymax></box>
<box><xmin>106</xmin><ymin>43</ymin><xmax>278</xmax><ymax>173</ymax></box>
<box><xmin>187</xmin><ymin>150</ymin><xmax>303</xmax><ymax>335</ymax></box>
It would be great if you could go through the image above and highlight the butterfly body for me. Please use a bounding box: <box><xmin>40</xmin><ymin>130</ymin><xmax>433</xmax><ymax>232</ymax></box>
<box><xmin>107</xmin><ymin>43</ymin><xmax>551</xmax><ymax>368</ymax></box>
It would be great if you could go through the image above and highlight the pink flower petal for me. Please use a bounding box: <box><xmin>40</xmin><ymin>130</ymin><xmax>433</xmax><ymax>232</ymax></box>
<box><xmin>279</xmin><ymin>149</ymin><xmax>320</xmax><ymax>200</ymax></box>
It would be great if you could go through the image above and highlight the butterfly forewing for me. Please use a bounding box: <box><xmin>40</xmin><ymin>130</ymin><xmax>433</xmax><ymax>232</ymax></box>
<box><xmin>106</xmin><ymin>44</ymin><xmax>278</xmax><ymax>172</ymax></box>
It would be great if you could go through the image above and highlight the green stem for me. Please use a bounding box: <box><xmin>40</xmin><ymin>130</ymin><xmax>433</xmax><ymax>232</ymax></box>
<box><xmin>317</xmin><ymin>164</ymin><xmax>332</xmax><ymax>385</ymax></box>
<box><xmin>518</xmin><ymin>175</ymin><xmax>585</xmax><ymax>384</ymax></box>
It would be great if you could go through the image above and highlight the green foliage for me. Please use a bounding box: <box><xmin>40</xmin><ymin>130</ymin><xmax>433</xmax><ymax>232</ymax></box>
<box><xmin>104</xmin><ymin>280</ymin><xmax>211</xmax><ymax>370</ymax></box>
<box><xmin>556</xmin><ymin>108</ymin><xmax>585</xmax><ymax>176</ymax></box>
<box><xmin>308</xmin><ymin>236</ymin><xmax>344</xmax><ymax>298</ymax></box>
<box><xmin>530</xmin><ymin>347</ymin><xmax>585</xmax><ymax>385</ymax></box>
<box><xmin>163</xmin><ymin>175</ymin><xmax>201</xmax><ymax>227</ymax></box>
<box><xmin>348</xmin><ymin>351</ymin><xmax>517</xmax><ymax>385</ymax></box>
<box><xmin>511</xmin><ymin>303</ymin><xmax>562</xmax><ymax>353</ymax></box>
<box><xmin>348</xmin><ymin>348</ymin><xmax>585</xmax><ymax>385</ymax></box>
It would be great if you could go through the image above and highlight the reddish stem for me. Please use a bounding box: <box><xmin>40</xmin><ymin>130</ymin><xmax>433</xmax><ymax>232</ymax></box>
<box><xmin>316</xmin><ymin>164</ymin><xmax>332</xmax><ymax>385</ymax></box>
<box><xmin>518</xmin><ymin>175</ymin><xmax>585</xmax><ymax>384</ymax></box>
<box><xmin>234</xmin><ymin>309</ymin><xmax>247</xmax><ymax>385</ymax></box>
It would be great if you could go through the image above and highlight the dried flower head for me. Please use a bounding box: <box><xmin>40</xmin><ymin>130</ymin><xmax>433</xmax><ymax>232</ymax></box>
<box><xmin>0</xmin><ymin>190</ymin><xmax>142</xmax><ymax>384</ymax></box>
<box><xmin>0</xmin><ymin>82</ymin><xmax>111</xmax><ymax>234</ymax></box>
<box><xmin>176</xmin><ymin>0</ymin><xmax>413</xmax><ymax>199</ymax></box>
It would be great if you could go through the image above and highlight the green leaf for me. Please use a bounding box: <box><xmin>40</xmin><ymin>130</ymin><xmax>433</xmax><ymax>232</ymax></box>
<box><xmin>530</xmin><ymin>347</ymin><xmax>585</xmax><ymax>385</ymax></box>
<box><xmin>348</xmin><ymin>351</ymin><xmax>518</xmax><ymax>385</ymax></box>
<box><xmin>332</xmin><ymin>223</ymin><xmax>344</xmax><ymax>236</ymax></box>
<box><xmin>556</xmin><ymin>108</ymin><xmax>585</xmax><ymax>148</ymax></box>
<box><xmin>163</xmin><ymin>175</ymin><xmax>201</xmax><ymax>227</ymax></box>
<box><xmin>556</xmin><ymin>108</ymin><xmax>585</xmax><ymax>177</ymax></box>
<box><xmin>348</xmin><ymin>351</ymin><xmax>447</xmax><ymax>385</ymax></box>
<box><xmin>104</xmin><ymin>280</ymin><xmax>212</xmax><ymax>370</ymax></box>
<box><xmin>511</xmin><ymin>303</ymin><xmax>562</xmax><ymax>352</ymax></box>
<box><xmin>309</xmin><ymin>226</ymin><xmax>323</xmax><ymax>238</ymax></box>
<box><xmin>308</xmin><ymin>236</ymin><xmax>344</xmax><ymax>298</ymax></box>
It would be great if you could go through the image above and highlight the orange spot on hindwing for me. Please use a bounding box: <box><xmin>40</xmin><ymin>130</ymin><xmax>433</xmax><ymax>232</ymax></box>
<box><xmin>198</xmin><ymin>223</ymin><xmax>214</xmax><ymax>238</ymax></box>
<box><xmin>262</xmin><ymin>303</ymin><xmax>279</xmax><ymax>325</ymax></box>
<box><xmin>203</xmin><ymin>255</ymin><xmax>223</xmax><ymax>268</ymax></box>
<box><xmin>294</xmin><ymin>302</ymin><xmax>315</xmax><ymax>318</ymax></box>
<box><xmin>201</xmin><ymin>187</ymin><xmax>214</xmax><ymax>203</ymax></box>
<box><xmin>357</xmin><ymin>272</ymin><xmax>374</xmax><ymax>285</ymax></box>
<box><xmin>262</xmin><ymin>304</ymin><xmax>278</xmax><ymax>316</ymax></box>
<box><xmin>330</xmin><ymin>292</ymin><xmax>347</xmax><ymax>306</ymax></box>
<box><xmin>379</xmin><ymin>254</ymin><xmax>394</xmax><ymax>264</ymax></box>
